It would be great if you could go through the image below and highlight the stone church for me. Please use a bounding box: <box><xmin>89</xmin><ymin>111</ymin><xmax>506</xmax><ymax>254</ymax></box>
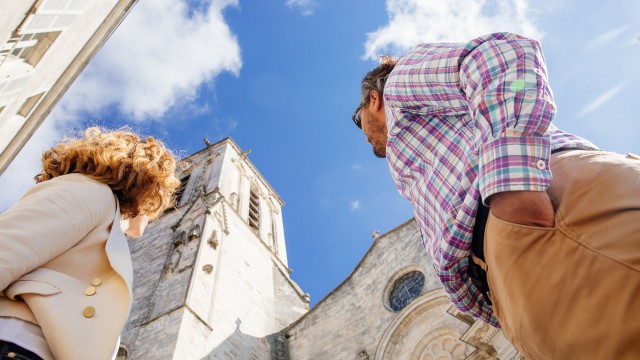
<box><xmin>119</xmin><ymin>138</ymin><xmax>521</xmax><ymax>359</ymax></box>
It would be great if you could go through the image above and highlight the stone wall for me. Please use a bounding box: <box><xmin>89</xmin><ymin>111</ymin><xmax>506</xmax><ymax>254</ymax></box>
<box><xmin>286</xmin><ymin>220</ymin><xmax>430</xmax><ymax>359</ymax></box>
<box><xmin>120</xmin><ymin>209</ymin><xmax>187</xmax><ymax>357</ymax></box>
<box><xmin>120</xmin><ymin>139</ymin><xmax>309</xmax><ymax>359</ymax></box>
<box><xmin>286</xmin><ymin>220</ymin><xmax>519</xmax><ymax>360</ymax></box>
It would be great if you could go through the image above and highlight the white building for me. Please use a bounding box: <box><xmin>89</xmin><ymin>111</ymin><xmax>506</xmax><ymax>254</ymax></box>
<box><xmin>119</xmin><ymin>138</ymin><xmax>310</xmax><ymax>359</ymax></box>
<box><xmin>0</xmin><ymin>0</ymin><xmax>138</xmax><ymax>175</ymax></box>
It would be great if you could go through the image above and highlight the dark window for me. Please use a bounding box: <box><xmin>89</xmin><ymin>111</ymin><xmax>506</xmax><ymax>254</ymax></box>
<box><xmin>174</xmin><ymin>174</ymin><xmax>191</xmax><ymax>206</ymax></box>
<box><xmin>388</xmin><ymin>271</ymin><xmax>425</xmax><ymax>312</ymax></box>
<box><xmin>115</xmin><ymin>346</ymin><xmax>128</xmax><ymax>360</ymax></box>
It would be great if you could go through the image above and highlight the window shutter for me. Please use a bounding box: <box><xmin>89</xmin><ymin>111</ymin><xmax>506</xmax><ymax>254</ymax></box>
<box><xmin>248</xmin><ymin>188</ymin><xmax>260</xmax><ymax>232</ymax></box>
<box><xmin>0</xmin><ymin>75</ymin><xmax>33</xmax><ymax>95</ymax></box>
<box><xmin>19</xmin><ymin>0</ymin><xmax>89</xmax><ymax>35</ymax></box>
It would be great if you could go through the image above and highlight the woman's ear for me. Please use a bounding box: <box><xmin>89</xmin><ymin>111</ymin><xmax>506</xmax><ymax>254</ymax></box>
<box><xmin>120</xmin><ymin>215</ymin><xmax>130</xmax><ymax>233</ymax></box>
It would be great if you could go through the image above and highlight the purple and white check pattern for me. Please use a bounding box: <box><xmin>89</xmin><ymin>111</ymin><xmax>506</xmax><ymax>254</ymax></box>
<box><xmin>383</xmin><ymin>32</ymin><xmax>598</xmax><ymax>326</ymax></box>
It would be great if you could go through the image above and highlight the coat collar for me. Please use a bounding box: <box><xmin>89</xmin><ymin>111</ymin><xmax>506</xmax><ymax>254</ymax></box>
<box><xmin>105</xmin><ymin>200</ymin><xmax>133</xmax><ymax>298</ymax></box>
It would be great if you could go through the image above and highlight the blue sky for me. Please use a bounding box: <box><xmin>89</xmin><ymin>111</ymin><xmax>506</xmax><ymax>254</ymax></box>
<box><xmin>1</xmin><ymin>0</ymin><xmax>639</xmax><ymax>306</ymax></box>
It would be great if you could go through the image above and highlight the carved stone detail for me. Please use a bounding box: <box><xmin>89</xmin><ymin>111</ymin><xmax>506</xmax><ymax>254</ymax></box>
<box><xmin>202</xmin><ymin>264</ymin><xmax>213</xmax><ymax>274</ymax></box>
<box><xmin>165</xmin><ymin>231</ymin><xmax>187</xmax><ymax>275</ymax></box>
<box><xmin>214</xmin><ymin>205</ymin><xmax>230</xmax><ymax>235</ymax></box>
<box><xmin>422</xmin><ymin>336</ymin><xmax>466</xmax><ymax>360</ymax></box>
<box><xmin>208</xmin><ymin>231</ymin><xmax>219</xmax><ymax>250</ymax></box>
<box><xmin>188</xmin><ymin>224</ymin><xmax>201</xmax><ymax>240</ymax></box>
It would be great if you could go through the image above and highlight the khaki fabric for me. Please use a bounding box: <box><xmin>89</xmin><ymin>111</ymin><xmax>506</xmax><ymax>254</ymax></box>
<box><xmin>484</xmin><ymin>150</ymin><xmax>640</xmax><ymax>359</ymax></box>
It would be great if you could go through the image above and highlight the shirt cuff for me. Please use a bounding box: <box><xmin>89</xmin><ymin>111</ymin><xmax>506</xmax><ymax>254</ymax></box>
<box><xmin>478</xmin><ymin>135</ymin><xmax>552</xmax><ymax>203</ymax></box>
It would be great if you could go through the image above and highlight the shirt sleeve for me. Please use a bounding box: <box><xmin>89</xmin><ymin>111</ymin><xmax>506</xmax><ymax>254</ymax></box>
<box><xmin>459</xmin><ymin>33</ymin><xmax>555</xmax><ymax>202</ymax></box>
<box><xmin>0</xmin><ymin>175</ymin><xmax>115</xmax><ymax>291</ymax></box>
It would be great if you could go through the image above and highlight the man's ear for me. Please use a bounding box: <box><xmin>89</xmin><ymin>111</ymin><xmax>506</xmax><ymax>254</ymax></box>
<box><xmin>369</xmin><ymin>89</ymin><xmax>383</xmax><ymax>111</ymax></box>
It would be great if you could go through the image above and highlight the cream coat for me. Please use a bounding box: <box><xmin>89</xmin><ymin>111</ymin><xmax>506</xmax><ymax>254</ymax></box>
<box><xmin>0</xmin><ymin>174</ymin><xmax>133</xmax><ymax>360</ymax></box>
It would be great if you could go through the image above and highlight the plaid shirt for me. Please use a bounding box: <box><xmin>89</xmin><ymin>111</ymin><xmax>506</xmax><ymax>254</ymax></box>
<box><xmin>383</xmin><ymin>32</ymin><xmax>598</xmax><ymax>326</ymax></box>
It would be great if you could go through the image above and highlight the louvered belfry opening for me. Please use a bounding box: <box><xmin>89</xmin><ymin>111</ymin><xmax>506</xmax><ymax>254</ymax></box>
<box><xmin>174</xmin><ymin>174</ymin><xmax>191</xmax><ymax>205</ymax></box>
<box><xmin>248</xmin><ymin>187</ymin><xmax>260</xmax><ymax>233</ymax></box>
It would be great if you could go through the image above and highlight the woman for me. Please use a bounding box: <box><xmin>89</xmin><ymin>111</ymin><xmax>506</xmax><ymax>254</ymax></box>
<box><xmin>0</xmin><ymin>127</ymin><xmax>180</xmax><ymax>360</ymax></box>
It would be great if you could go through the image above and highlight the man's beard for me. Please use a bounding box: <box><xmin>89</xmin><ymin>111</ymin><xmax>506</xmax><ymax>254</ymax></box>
<box><xmin>373</xmin><ymin>146</ymin><xmax>386</xmax><ymax>158</ymax></box>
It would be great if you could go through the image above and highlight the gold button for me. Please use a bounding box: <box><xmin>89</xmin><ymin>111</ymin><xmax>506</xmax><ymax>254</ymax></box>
<box><xmin>7</xmin><ymin>352</ymin><xmax>16</xmax><ymax>358</ymax></box>
<box><xmin>85</xmin><ymin>286</ymin><xmax>97</xmax><ymax>296</ymax></box>
<box><xmin>91</xmin><ymin>278</ymin><xmax>102</xmax><ymax>286</ymax></box>
<box><xmin>83</xmin><ymin>306</ymin><xmax>96</xmax><ymax>318</ymax></box>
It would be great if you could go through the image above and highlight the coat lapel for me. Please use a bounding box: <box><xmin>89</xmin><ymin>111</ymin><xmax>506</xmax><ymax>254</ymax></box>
<box><xmin>104</xmin><ymin>201</ymin><xmax>133</xmax><ymax>299</ymax></box>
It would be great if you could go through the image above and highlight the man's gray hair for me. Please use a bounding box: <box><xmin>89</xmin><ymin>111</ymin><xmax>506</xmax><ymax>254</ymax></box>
<box><xmin>358</xmin><ymin>55</ymin><xmax>398</xmax><ymax>108</ymax></box>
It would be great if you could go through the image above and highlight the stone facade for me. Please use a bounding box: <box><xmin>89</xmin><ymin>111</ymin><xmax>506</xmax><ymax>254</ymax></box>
<box><xmin>120</xmin><ymin>138</ymin><xmax>309</xmax><ymax>359</ymax></box>
<box><xmin>286</xmin><ymin>220</ymin><xmax>520</xmax><ymax>360</ymax></box>
<box><xmin>121</xmin><ymin>138</ymin><xmax>519</xmax><ymax>359</ymax></box>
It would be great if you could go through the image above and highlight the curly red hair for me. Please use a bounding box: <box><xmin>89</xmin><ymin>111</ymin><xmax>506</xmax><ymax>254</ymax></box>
<box><xmin>35</xmin><ymin>127</ymin><xmax>180</xmax><ymax>218</ymax></box>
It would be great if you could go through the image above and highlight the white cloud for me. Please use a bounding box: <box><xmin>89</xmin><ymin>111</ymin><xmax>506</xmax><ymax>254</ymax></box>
<box><xmin>350</xmin><ymin>199</ymin><xmax>361</xmax><ymax>212</ymax></box>
<box><xmin>576</xmin><ymin>83</ymin><xmax>626</xmax><ymax>118</ymax></box>
<box><xmin>286</xmin><ymin>0</ymin><xmax>316</xmax><ymax>16</ymax></box>
<box><xmin>0</xmin><ymin>0</ymin><xmax>241</xmax><ymax>210</ymax></box>
<box><xmin>351</xmin><ymin>164</ymin><xmax>364</xmax><ymax>172</ymax></box>
<box><xmin>364</xmin><ymin>0</ymin><xmax>544</xmax><ymax>59</ymax></box>
<box><xmin>59</xmin><ymin>0</ymin><xmax>242</xmax><ymax>120</ymax></box>
<box><xmin>584</xmin><ymin>25</ymin><xmax>631</xmax><ymax>52</ymax></box>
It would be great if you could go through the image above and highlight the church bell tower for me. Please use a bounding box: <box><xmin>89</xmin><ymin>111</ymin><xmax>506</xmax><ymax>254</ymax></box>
<box><xmin>118</xmin><ymin>138</ymin><xmax>309</xmax><ymax>359</ymax></box>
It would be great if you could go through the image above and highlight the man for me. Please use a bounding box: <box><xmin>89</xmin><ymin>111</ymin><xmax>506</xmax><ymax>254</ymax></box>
<box><xmin>352</xmin><ymin>32</ymin><xmax>640</xmax><ymax>359</ymax></box>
